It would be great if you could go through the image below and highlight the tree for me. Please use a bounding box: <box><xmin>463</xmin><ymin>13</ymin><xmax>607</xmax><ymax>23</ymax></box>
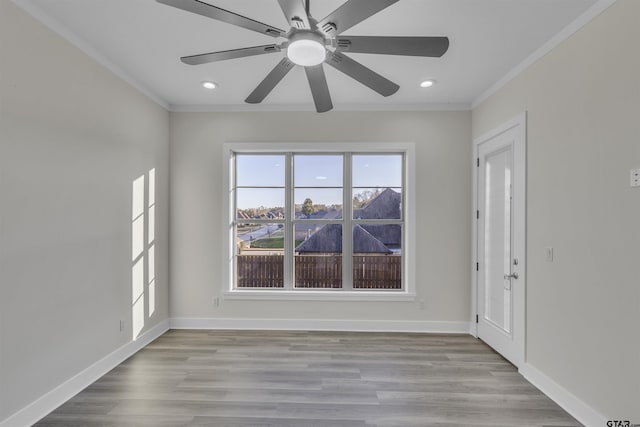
<box><xmin>301</xmin><ymin>198</ymin><xmax>314</xmax><ymax>218</ymax></box>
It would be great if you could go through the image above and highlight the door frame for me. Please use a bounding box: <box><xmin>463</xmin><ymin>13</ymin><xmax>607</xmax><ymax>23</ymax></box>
<box><xmin>471</xmin><ymin>112</ymin><xmax>527</xmax><ymax>367</ymax></box>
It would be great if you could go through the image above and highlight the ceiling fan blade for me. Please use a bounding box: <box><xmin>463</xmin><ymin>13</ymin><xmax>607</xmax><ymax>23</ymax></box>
<box><xmin>325</xmin><ymin>51</ymin><xmax>398</xmax><ymax>97</ymax></box>
<box><xmin>181</xmin><ymin>44</ymin><xmax>281</xmax><ymax>65</ymax></box>
<box><xmin>277</xmin><ymin>0</ymin><xmax>310</xmax><ymax>29</ymax></box>
<box><xmin>157</xmin><ymin>0</ymin><xmax>284</xmax><ymax>37</ymax></box>
<box><xmin>245</xmin><ymin>58</ymin><xmax>295</xmax><ymax>104</ymax></box>
<box><xmin>336</xmin><ymin>36</ymin><xmax>449</xmax><ymax>57</ymax></box>
<box><xmin>305</xmin><ymin>65</ymin><xmax>333</xmax><ymax>113</ymax></box>
<box><xmin>317</xmin><ymin>0</ymin><xmax>399</xmax><ymax>35</ymax></box>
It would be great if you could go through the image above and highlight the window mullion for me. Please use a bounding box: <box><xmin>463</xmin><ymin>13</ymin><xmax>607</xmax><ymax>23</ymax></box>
<box><xmin>343</xmin><ymin>153</ymin><xmax>353</xmax><ymax>291</ymax></box>
<box><xmin>284</xmin><ymin>152</ymin><xmax>293</xmax><ymax>290</ymax></box>
<box><xmin>231</xmin><ymin>153</ymin><xmax>237</xmax><ymax>290</ymax></box>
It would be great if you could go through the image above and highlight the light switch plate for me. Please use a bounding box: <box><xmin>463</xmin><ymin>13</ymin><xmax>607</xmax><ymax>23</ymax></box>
<box><xmin>631</xmin><ymin>169</ymin><xmax>640</xmax><ymax>187</ymax></box>
<box><xmin>545</xmin><ymin>247</ymin><xmax>554</xmax><ymax>262</ymax></box>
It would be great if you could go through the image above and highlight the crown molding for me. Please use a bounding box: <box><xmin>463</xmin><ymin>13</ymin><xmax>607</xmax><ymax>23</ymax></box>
<box><xmin>472</xmin><ymin>0</ymin><xmax>618</xmax><ymax>109</ymax></box>
<box><xmin>169</xmin><ymin>102</ymin><xmax>471</xmax><ymax>113</ymax></box>
<box><xmin>14</xmin><ymin>0</ymin><xmax>614</xmax><ymax>116</ymax></box>
<box><xmin>11</xmin><ymin>0</ymin><xmax>170</xmax><ymax>110</ymax></box>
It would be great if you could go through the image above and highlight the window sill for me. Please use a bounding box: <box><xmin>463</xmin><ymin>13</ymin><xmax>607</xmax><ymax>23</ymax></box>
<box><xmin>223</xmin><ymin>290</ymin><xmax>416</xmax><ymax>302</ymax></box>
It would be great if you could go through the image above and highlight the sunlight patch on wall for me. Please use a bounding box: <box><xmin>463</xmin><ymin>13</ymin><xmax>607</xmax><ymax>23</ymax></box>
<box><xmin>132</xmin><ymin>257</ymin><xmax>144</xmax><ymax>339</ymax></box>
<box><xmin>148</xmin><ymin>168</ymin><xmax>156</xmax><ymax>318</ymax></box>
<box><xmin>132</xmin><ymin>175</ymin><xmax>145</xmax><ymax>261</ymax></box>
<box><xmin>131</xmin><ymin>169</ymin><xmax>157</xmax><ymax>339</ymax></box>
<box><xmin>148</xmin><ymin>243</ymin><xmax>156</xmax><ymax>317</ymax></box>
<box><xmin>132</xmin><ymin>216</ymin><xmax>144</xmax><ymax>261</ymax></box>
<box><xmin>132</xmin><ymin>175</ymin><xmax>145</xmax><ymax>217</ymax></box>
<box><xmin>148</xmin><ymin>206</ymin><xmax>155</xmax><ymax>245</ymax></box>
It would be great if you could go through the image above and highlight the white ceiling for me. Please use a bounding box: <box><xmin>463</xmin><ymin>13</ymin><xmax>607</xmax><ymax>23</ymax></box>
<box><xmin>16</xmin><ymin>0</ymin><xmax>603</xmax><ymax>111</ymax></box>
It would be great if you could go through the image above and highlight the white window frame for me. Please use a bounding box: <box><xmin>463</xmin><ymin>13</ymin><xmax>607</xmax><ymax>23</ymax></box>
<box><xmin>222</xmin><ymin>142</ymin><xmax>416</xmax><ymax>301</ymax></box>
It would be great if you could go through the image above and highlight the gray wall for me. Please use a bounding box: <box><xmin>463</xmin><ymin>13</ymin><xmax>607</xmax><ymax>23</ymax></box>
<box><xmin>4</xmin><ymin>0</ymin><xmax>637</xmax><ymax>422</ymax></box>
<box><xmin>0</xmin><ymin>1</ymin><xmax>170</xmax><ymax>420</ymax></box>
<box><xmin>169</xmin><ymin>111</ymin><xmax>472</xmax><ymax>322</ymax></box>
<box><xmin>472</xmin><ymin>0</ymin><xmax>640</xmax><ymax>419</ymax></box>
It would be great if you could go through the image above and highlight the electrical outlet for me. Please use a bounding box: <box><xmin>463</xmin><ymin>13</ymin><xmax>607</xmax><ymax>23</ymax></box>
<box><xmin>419</xmin><ymin>299</ymin><xmax>425</xmax><ymax>310</ymax></box>
<box><xmin>119</xmin><ymin>319</ymin><xmax>125</xmax><ymax>332</ymax></box>
<box><xmin>631</xmin><ymin>168</ymin><xmax>640</xmax><ymax>188</ymax></box>
<box><xmin>213</xmin><ymin>297</ymin><xmax>220</xmax><ymax>307</ymax></box>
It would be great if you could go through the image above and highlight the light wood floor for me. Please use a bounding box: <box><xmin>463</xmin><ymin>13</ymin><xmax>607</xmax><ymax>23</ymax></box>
<box><xmin>35</xmin><ymin>330</ymin><xmax>581</xmax><ymax>427</ymax></box>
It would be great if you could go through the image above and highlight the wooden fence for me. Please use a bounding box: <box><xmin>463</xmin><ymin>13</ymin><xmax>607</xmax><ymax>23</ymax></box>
<box><xmin>295</xmin><ymin>255</ymin><xmax>342</xmax><ymax>288</ymax></box>
<box><xmin>236</xmin><ymin>254</ymin><xmax>401</xmax><ymax>289</ymax></box>
<box><xmin>236</xmin><ymin>255</ymin><xmax>284</xmax><ymax>288</ymax></box>
<box><xmin>352</xmin><ymin>255</ymin><xmax>402</xmax><ymax>289</ymax></box>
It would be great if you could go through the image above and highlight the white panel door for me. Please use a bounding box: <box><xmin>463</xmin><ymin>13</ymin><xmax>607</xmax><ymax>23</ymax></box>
<box><xmin>476</xmin><ymin>119</ymin><xmax>526</xmax><ymax>367</ymax></box>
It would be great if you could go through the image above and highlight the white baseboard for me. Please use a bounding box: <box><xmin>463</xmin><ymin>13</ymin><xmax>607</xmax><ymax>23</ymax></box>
<box><xmin>2</xmin><ymin>318</ymin><xmax>605</xmax><ymax>427</ymax></box>
<box><xmin>519</xmin><ymin>363</ymin><xmax>606</xmax><ymax>427</ymax></box>
<box><xmin>169</xmin><ymin>317</ymin><xmax>470</xmax><ymax>333</ymax></box>
<box><xmin>0</xmin><ymin>320</ymin><xmax>170</xmax><ymax>427</ymax></box>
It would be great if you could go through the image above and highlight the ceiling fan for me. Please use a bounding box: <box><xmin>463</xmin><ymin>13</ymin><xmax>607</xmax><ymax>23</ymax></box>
<box><xmin>157</xmin><ymin>0</ymin><xmax>449</xmax><ymax>112</ymax></box>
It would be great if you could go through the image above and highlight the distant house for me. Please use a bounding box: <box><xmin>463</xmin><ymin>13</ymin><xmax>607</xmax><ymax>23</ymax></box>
<box><xmin>354</xmin><ymin>188</ymin><xmax>401</xmax><ymax>220</ymax></box>
<box><xmin>295</xmin><ymin>207</ymin><xmax>341</xmax><ymax>220</ymax></box>
<box><xmin>237</xmin><ymin>208</ymin><xmax>284</xmax><ymax>220</ymax></box>
<box><xmin>294</xmin><ymin>207</ymin><xmax>342</xmax><ymax>241</ymax></box>
<box><xmin>237</xmin><ymin>210</ymin><xmax>251</xmax><ymax>220</ymax></box>
<box><xmin>296</xmin><ymin>188</ymin><xmax>401</xmax><ymax>254</ymax></box>
<box><xmin>295</xmin><ymin>224</ymin><xmax>392</xmax><ymax>254</ymax></box>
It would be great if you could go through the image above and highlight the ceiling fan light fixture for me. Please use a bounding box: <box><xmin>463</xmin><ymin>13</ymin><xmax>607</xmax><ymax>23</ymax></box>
<box><xmin>158</xmin><ymin>0</ymin><xmax>450</xmax><ymax>112</ymax></box>
<box><xmin>287</xmin><ymin>32</ymin><xmax>326</xmax><ymax>67</ymax></box>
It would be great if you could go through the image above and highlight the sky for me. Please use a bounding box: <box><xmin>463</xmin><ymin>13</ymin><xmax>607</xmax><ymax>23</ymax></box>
<box><xmin>236</xmin><ymin>154</ymin><xmax>402</xmax><ymax>210</ymax></box>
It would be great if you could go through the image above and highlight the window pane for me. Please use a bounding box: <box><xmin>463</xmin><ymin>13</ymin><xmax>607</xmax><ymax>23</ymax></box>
<box><xmin>236</xmin><ymin>188</ymin><xmax>284</xmax><ymax>220</ymax></box>
<box><xmin>230</xmin><ymin>150</ymin><xmax>406</xmax><ymax>292</ymax></box>
<box><xmin>353</xmin><ymin>154</ymin><xmax>402</xmax><ymax>188</ymax></box>
<box><xmin>294</xmin><ymin>224</ymin><xmax>342</xmax><ymax>288</ymax></box>
<box><xmin>294</xmin><ymin>189</ymin><xmax>343</xmax><ymax>219</ymax></box>
<box><xmin>236</xmin><ymin>223</ymin><xmax>284</xmax><ymax>288</ymax></box>
<box><xmin>237</xmin><ymin>222</ymin><xmax>284</xmax><ymax>244</ymax></box>
<box><xmin>294</xmin><ymin>155</ymin><xmax>343</xmax><ymax>187</ymax></box>
<box><xmin>353</xmin><ymin>188</ymin><xmax>402</xmax><ymax>219</ymax></box>
<box><xmin>353</xmin><ymin>224</ymin><xmax>401</xmax><ymax>289</ymax></box>
<box><xmin>237</xmin><ymin>155</ymin><xmax>285</xmax><ymax>187</ymax></box>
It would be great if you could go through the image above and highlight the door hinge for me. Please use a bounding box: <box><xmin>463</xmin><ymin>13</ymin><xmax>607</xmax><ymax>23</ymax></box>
<box><xmin>476</xmin><ymin>210</ymin><xmax>479</xmax><ymax>219</ymax></box>
<box><xmin>476</xmin><ymin>314</ymin><xmax>479</xmax><ymax>323</ymax></box>
<box><xmin>476</xmin><ymin>262</ymin><xmax>479</xmax><ymax>271</ymax></box>
<box><xmin>477</xmin><ymin>157</ymin><xmax>479</xmax><ymax>167</ymax></box>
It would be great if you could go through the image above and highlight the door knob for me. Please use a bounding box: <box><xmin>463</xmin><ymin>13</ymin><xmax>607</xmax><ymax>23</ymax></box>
<box><xmin>504</xmin><ymin>272</ymin><xmax>519</xmax><ymax>280</ymax></box>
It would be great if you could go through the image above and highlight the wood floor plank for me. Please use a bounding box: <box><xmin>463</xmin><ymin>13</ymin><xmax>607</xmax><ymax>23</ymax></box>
<box><xmin>34</xmin><ymin>330</ymin><xmax>582</xmax><ymax>427</ymax></box>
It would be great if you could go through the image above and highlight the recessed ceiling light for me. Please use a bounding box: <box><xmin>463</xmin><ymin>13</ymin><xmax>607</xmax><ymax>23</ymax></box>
<box><xmin>202</xmin><ymin>81</ymin><xmax>217</xmax><ymax>89</ymax></box>
<box><xmin>420</xmin><ymin>79</ymin><xmax>436</xmax><ymax>88</ymax></box>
